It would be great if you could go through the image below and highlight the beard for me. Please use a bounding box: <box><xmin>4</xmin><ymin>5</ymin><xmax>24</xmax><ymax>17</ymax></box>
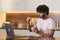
<box><xmin>40</xmin><ymin>14</ymin><xmax>46</xmax><ymax>18</ymax></box>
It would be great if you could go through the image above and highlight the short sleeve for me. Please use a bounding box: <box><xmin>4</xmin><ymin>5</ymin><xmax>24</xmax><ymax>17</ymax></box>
<box><xmin>48</xmin><ymin>19</ymin><xmax>56</xmax><ymax>30</ymax></box>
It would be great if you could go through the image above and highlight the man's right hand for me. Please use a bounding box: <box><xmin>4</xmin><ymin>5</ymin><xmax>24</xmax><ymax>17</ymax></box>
<box><xmin>26</xmin><ymin>17</ymin><xmax>32</xmax><ymax>31</ymax></box>
<box><xmin>31</xmin><ymin>27</ymin><xmax>39</xmax><ymax>33</ymax></box>
<box><xmin>26</xmin><ymin>17</ymin><xmax>31</xmax><ymax>23</ymax></box>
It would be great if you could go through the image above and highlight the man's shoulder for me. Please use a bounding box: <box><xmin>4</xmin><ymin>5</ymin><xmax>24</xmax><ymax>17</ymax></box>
<box><xmin>48</xmin><ymin>18</ymin><xmax>54</xmax><ymax>21</ymax></box>
<box><xmin>47</xmin><ymin>18</ymin><xmax>55</xmax><ymax>23</ymax></box>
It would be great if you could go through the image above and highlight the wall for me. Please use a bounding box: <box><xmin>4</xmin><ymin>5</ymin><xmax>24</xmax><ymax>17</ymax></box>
<box><xmin>12</xmin><ymin>0</ymin><xmax>25</xmax><ymax>11</ymax></box>
<box><xmin>25</xmin><ymin>0</ymin><xmax>53</xmax><ymax>11</ymax></box>
<box><xmin>0</xmin><ymin>0</ymin><xmax>60</xmax><ymax>11</ymax></box>
<box><xmin>0</xmin><ymin>0</ymin><xmax>2</xmax><ymax>12</ymax></box>
<box><xmin>0</xmin><ymin>12</ymin><xmax>6</xmax><ymax>28</ymax></box>
<box><xmin>53</xmin><ymin>0</ymin><xmax>60</xmax><ymax>11</ymax></box>
<box><xmin>1</xmin><ymin>0</ymin><xmax>13</xmax><ymax>11</ymax></box>
<box><xmin>1</xmin><ymin>0</ymin><xmax>26</xmax><ymax>11</ymax></box>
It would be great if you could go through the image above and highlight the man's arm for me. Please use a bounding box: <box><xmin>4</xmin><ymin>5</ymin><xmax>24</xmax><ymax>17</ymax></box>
<box><xmin>26</xmin><ymin>17</ymin><xmax>32</xmax><ymax>31</ymax></box>
<box><xmin>37</xmin><ymin>29</ymin><xmax>55</xmax><ymax>37</ymax></box>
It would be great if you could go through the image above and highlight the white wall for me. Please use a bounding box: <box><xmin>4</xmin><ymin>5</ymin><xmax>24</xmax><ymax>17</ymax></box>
<box><xmin>11</xmin><ymin>0</ymin><xmax>25</xmax><ymax>11</ymax></box>
<box><xmin>53</xmin><ymin>0</ymin><xmax>60</xmax><ymax>11</ymax></box>
<box><xmin>1</xmin><ymin>0</ymin><xmax>27</xmax><ymax>11</ymax></box>
<box><xmin>1</xmin><ymin>0</ymin><xmax>12</xmax><ymax>11</ymax></box>
<box><xmin>0</xmin><ymin>0</ymin><xmax>60</xmax><ymax>12</ymax></box>
<box><xmin>25</xmin><ymin>0</ymin><xmax>53</xmax><ymax>11</ymax></box>
<box><xmin>0</xmin><ymin>0</ymin><xmax>2</xmax><ymax>11</ymax></box>
<box><xmin>0</xmin><ymin>12</ymin><xmax>6</xmax><ymax>28</ymax></box>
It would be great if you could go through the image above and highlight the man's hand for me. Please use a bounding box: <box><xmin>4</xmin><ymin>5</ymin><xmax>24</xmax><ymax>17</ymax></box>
<box><xmin>26</xmin><ymin>17</ymin><xmax>31</xmax><ymax>23</ymax></box>
<box><xmin>26</xmin><ymin>17</ymin><xmax>32</xmax><ymax>32</ymax></box>
<box><xmin>38</xmin><ymin>29</ymin><xmax>55</xmax><ymax>37</ymax></box>
<box><xmin>31</xmin><ymin>27</ymin><xmax>39</xmax><ymax>33</ymax></box>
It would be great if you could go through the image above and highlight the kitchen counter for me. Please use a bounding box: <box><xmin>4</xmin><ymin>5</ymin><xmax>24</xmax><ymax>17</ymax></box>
<box><xmin>0</xmin><ymin>28</ymin><xmax>60</xmax><ymax>31</ymax></box>
<box><xmin>0</xmin><ymin>29</ymin><xmax>60</xmax><ymax>37</ymax></box>
<box><xmin>0</xmin><ymin>34</ymin><xmax>60</xmax><ymax>40</ymax></box>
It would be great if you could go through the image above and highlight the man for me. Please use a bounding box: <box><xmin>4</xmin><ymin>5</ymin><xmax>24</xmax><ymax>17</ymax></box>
<box><xmin>27</xmin><ymin>5</ymin><xmax>56</xmax><ymax>37</ymax></box>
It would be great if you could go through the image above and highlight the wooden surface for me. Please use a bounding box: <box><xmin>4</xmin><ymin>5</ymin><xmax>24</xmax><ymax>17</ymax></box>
<box><xmin>0</xmin><ymin>34</ymin><xmax>60</xmax><ymax>40</ymax></box>
<box><xmin>6</xmin><ymin>12</ymin><xmax>38</xmax><ymax>29</ymax></box>
<box><xmin>0</xmin><ymin>34</ymin><xmax>38</xmax><ymax>40</ymax></box>
<box><xmin>0</xmin><ymin>34</ymin><xmax>7</xmax><ymax>40</ymax></box>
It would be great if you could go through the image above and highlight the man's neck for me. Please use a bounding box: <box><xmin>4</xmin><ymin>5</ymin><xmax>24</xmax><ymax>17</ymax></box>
<box><xmin>42</xmin><ymin>16</ymin><xmax>49</xmax><ymax>20</ymax></box>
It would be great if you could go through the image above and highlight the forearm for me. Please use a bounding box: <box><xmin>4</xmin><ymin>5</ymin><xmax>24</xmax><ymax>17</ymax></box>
<box><xmin>37</xmin><ymin>32</ymin><xmax>53</xmax><ymax>37</ymax></box>
<box><xmin>27</xmin><ymin>23</ymin><xmax>31</xmax><ymax>31</ymax></box>
<box><xmin>37</xmin><ymin>31</ymin><xmax>53</xmax><ymax>37</ymax></box>
<box><xmin>40</xmin><ymin>33</ymin><xmax>52</xmax><ymax>37</ymax></box>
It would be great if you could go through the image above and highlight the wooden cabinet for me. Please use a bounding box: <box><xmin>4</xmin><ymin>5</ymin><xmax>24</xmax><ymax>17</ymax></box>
<box><xmin>6</xmin><ymin>12</ymin><xmax>38</xmax><ymax>29</ymax></box>
<box><xmin>6</xmin><ymin>12</ymin><xmax>60</xmax><ymax>29</ymax></box>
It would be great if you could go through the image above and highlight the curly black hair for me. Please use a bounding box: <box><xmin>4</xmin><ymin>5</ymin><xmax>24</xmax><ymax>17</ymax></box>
<box><xmin>36</xmin><ymin>5</ymin><xmax>49</xmax><ymax>15</ymax></box>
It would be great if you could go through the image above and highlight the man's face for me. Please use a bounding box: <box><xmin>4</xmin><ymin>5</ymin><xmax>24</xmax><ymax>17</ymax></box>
<box><xmin>37</xmin><ymin>12</ymin><xmax>46</xmax><ymax>18</ymax></box>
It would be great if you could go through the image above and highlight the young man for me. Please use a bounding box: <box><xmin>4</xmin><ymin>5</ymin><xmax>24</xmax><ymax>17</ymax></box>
<box><xmin>27</xmin><ymin>5</ymin><xmax>56</xmax><ymax>37</ymax></box>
